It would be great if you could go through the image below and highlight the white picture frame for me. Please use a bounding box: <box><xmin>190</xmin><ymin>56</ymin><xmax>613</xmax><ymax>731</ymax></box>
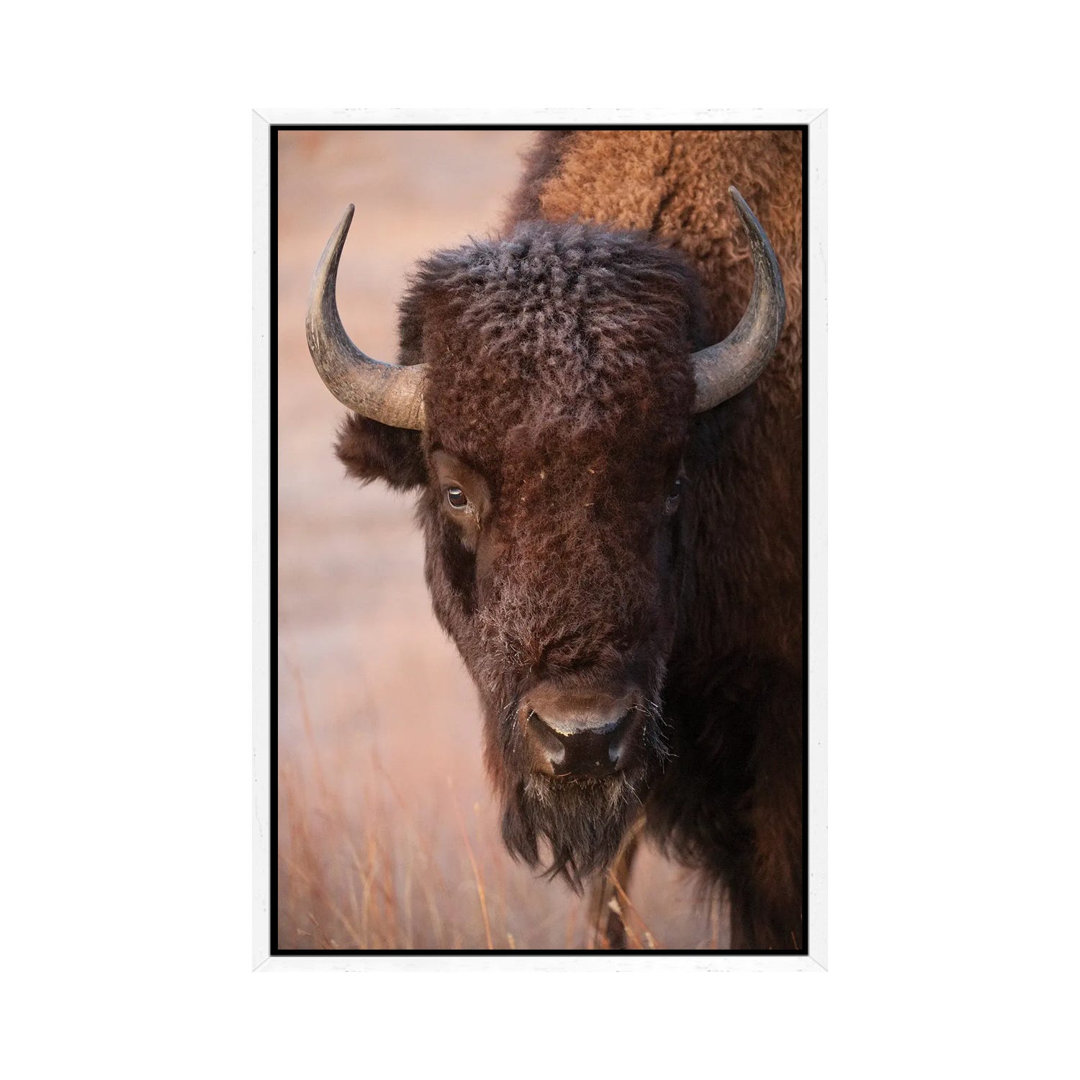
<box><xmin>253</xmin><ymin>110</ymin><xmax>827</xmax><ymax>971</ymax></box>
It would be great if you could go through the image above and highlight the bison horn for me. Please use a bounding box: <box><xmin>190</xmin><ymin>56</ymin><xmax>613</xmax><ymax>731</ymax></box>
<box><xmin>690</xmin><ymin>187</ymin><xmax>787</xmax><ymax>413</ymax></box>
<box><xmin>306</xmin><ymin>205</ymin><xmax>427</xmax><ymax>431</ymax></box>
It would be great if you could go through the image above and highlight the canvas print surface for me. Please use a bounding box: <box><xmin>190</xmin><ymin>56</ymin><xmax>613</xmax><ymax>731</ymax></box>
<box><xmin>274</xmin><ymin>128</ymin><xmax>807</xmax><ymax>952</ymax></box>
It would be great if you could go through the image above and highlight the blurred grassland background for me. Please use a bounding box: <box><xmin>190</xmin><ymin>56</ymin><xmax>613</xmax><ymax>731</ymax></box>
<box><xmin>276</xmin><ymin>130</ymin><xmax>724</xmax><ymax>949</ymax></box>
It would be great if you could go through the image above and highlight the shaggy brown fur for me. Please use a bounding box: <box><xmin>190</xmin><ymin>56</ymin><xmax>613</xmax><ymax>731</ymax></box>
<box><xmin>335</xmin><ymin>130</ymin><xmax>804</xmax><ymax>950</ymax></box>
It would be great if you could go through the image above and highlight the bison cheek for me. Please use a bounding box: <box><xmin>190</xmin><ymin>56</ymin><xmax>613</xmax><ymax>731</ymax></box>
<box><xmin>421</xmin><ymin>515</ymin><xmax>512</xmax><ymax>710</ymax></box>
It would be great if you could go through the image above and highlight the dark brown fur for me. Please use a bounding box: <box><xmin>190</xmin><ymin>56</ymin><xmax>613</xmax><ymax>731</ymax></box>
<box><xmin>336</xmin><ymin>130</ymin><xmax>804</xmax><ymax>950</ymax></box>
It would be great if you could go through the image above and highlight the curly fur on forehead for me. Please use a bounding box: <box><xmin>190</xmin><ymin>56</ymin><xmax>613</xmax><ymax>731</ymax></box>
<box><xmin>397</xmin><ymin>220</ymin><xmax>705</xmax><ymax>467</ymax></box>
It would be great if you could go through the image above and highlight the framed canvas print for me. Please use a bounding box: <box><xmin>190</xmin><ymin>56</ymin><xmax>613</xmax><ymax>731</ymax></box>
<box><xmin>254</xmin><ymin>111</ymin><xmax>826</xmax><ymax>969</ymax></box>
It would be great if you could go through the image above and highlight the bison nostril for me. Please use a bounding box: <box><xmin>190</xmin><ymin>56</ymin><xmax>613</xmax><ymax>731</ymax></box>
<box><xmin>607</xmin><ymin>715</ymin><xmax>635</xmax><ymax>768</ymax></box>
<box><xmin>526</xmin><ymin>711</ymin><xmax>566</xmax><ymax>767</ymax></box>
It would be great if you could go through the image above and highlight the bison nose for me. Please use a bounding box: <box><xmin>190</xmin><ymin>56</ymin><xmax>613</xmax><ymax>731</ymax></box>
<box><xmin>523</xmin><ymin>688</ymin><xmax>641</xmax><ymax>778</ymax></box>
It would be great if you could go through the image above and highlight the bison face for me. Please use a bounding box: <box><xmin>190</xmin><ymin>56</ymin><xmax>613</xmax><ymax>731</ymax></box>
<box><xmin>422</xmin><ymin>392</ymin><xmax>691</xmax><ymax>887</ymax></box>
<box><xmin>338</xmin><ymin>222</ymin><xmax>701</xmax><ymax>885</ymax></box>
<box><xmin>314</xmin><ymin>198</ymin><xmax>784</xmax><ymax>888</ymax></box>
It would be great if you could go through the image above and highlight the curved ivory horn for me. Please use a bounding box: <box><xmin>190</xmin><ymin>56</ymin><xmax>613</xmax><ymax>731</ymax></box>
<box><xmin>690</xmin><ymin>187</ymin><xmax>786</xmax><ymax>413</ymax></box>
<box><xmin>306</xmin><ymin>205</ymin><xmax>426</xmax><ymax>431</ymax></box>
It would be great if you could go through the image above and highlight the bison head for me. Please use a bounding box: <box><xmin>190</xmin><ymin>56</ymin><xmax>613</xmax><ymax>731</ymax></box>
<box><xmin>306</xmin><ymin>191</ymin><xmax>784</xmax><ymax>887</ymax></box>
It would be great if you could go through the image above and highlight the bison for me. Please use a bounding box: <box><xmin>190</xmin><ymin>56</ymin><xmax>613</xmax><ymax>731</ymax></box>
<box><xmin>304</xmin><ymin>130</ymin><xmax>804</xmax><ymax>950</ymax></box>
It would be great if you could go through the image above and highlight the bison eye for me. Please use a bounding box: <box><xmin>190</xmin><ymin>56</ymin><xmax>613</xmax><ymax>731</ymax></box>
<box><xmin>446</xmin><ymin>486</ymin><xmax>469</xmax><ymax>510</ymax></box>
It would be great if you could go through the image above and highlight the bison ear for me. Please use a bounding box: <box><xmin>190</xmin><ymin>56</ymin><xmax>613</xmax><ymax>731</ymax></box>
<box><xmin>335</xmin><ymin>413</ymin><xmax>427</xmax><ymax>491</ymax></box>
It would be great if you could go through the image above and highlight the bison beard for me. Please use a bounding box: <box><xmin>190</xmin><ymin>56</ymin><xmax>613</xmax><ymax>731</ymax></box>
<box><xmin>501</xmin><ymin>770</ymin><xmax>646</xmax><ymax>891</ymax></box>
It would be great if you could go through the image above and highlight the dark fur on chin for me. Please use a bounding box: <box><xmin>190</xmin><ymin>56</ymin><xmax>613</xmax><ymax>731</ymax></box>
<box><xmin>500</xmin><ymin>771</ymin><xmax>647</xmax><ymax>893</ymax></box>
